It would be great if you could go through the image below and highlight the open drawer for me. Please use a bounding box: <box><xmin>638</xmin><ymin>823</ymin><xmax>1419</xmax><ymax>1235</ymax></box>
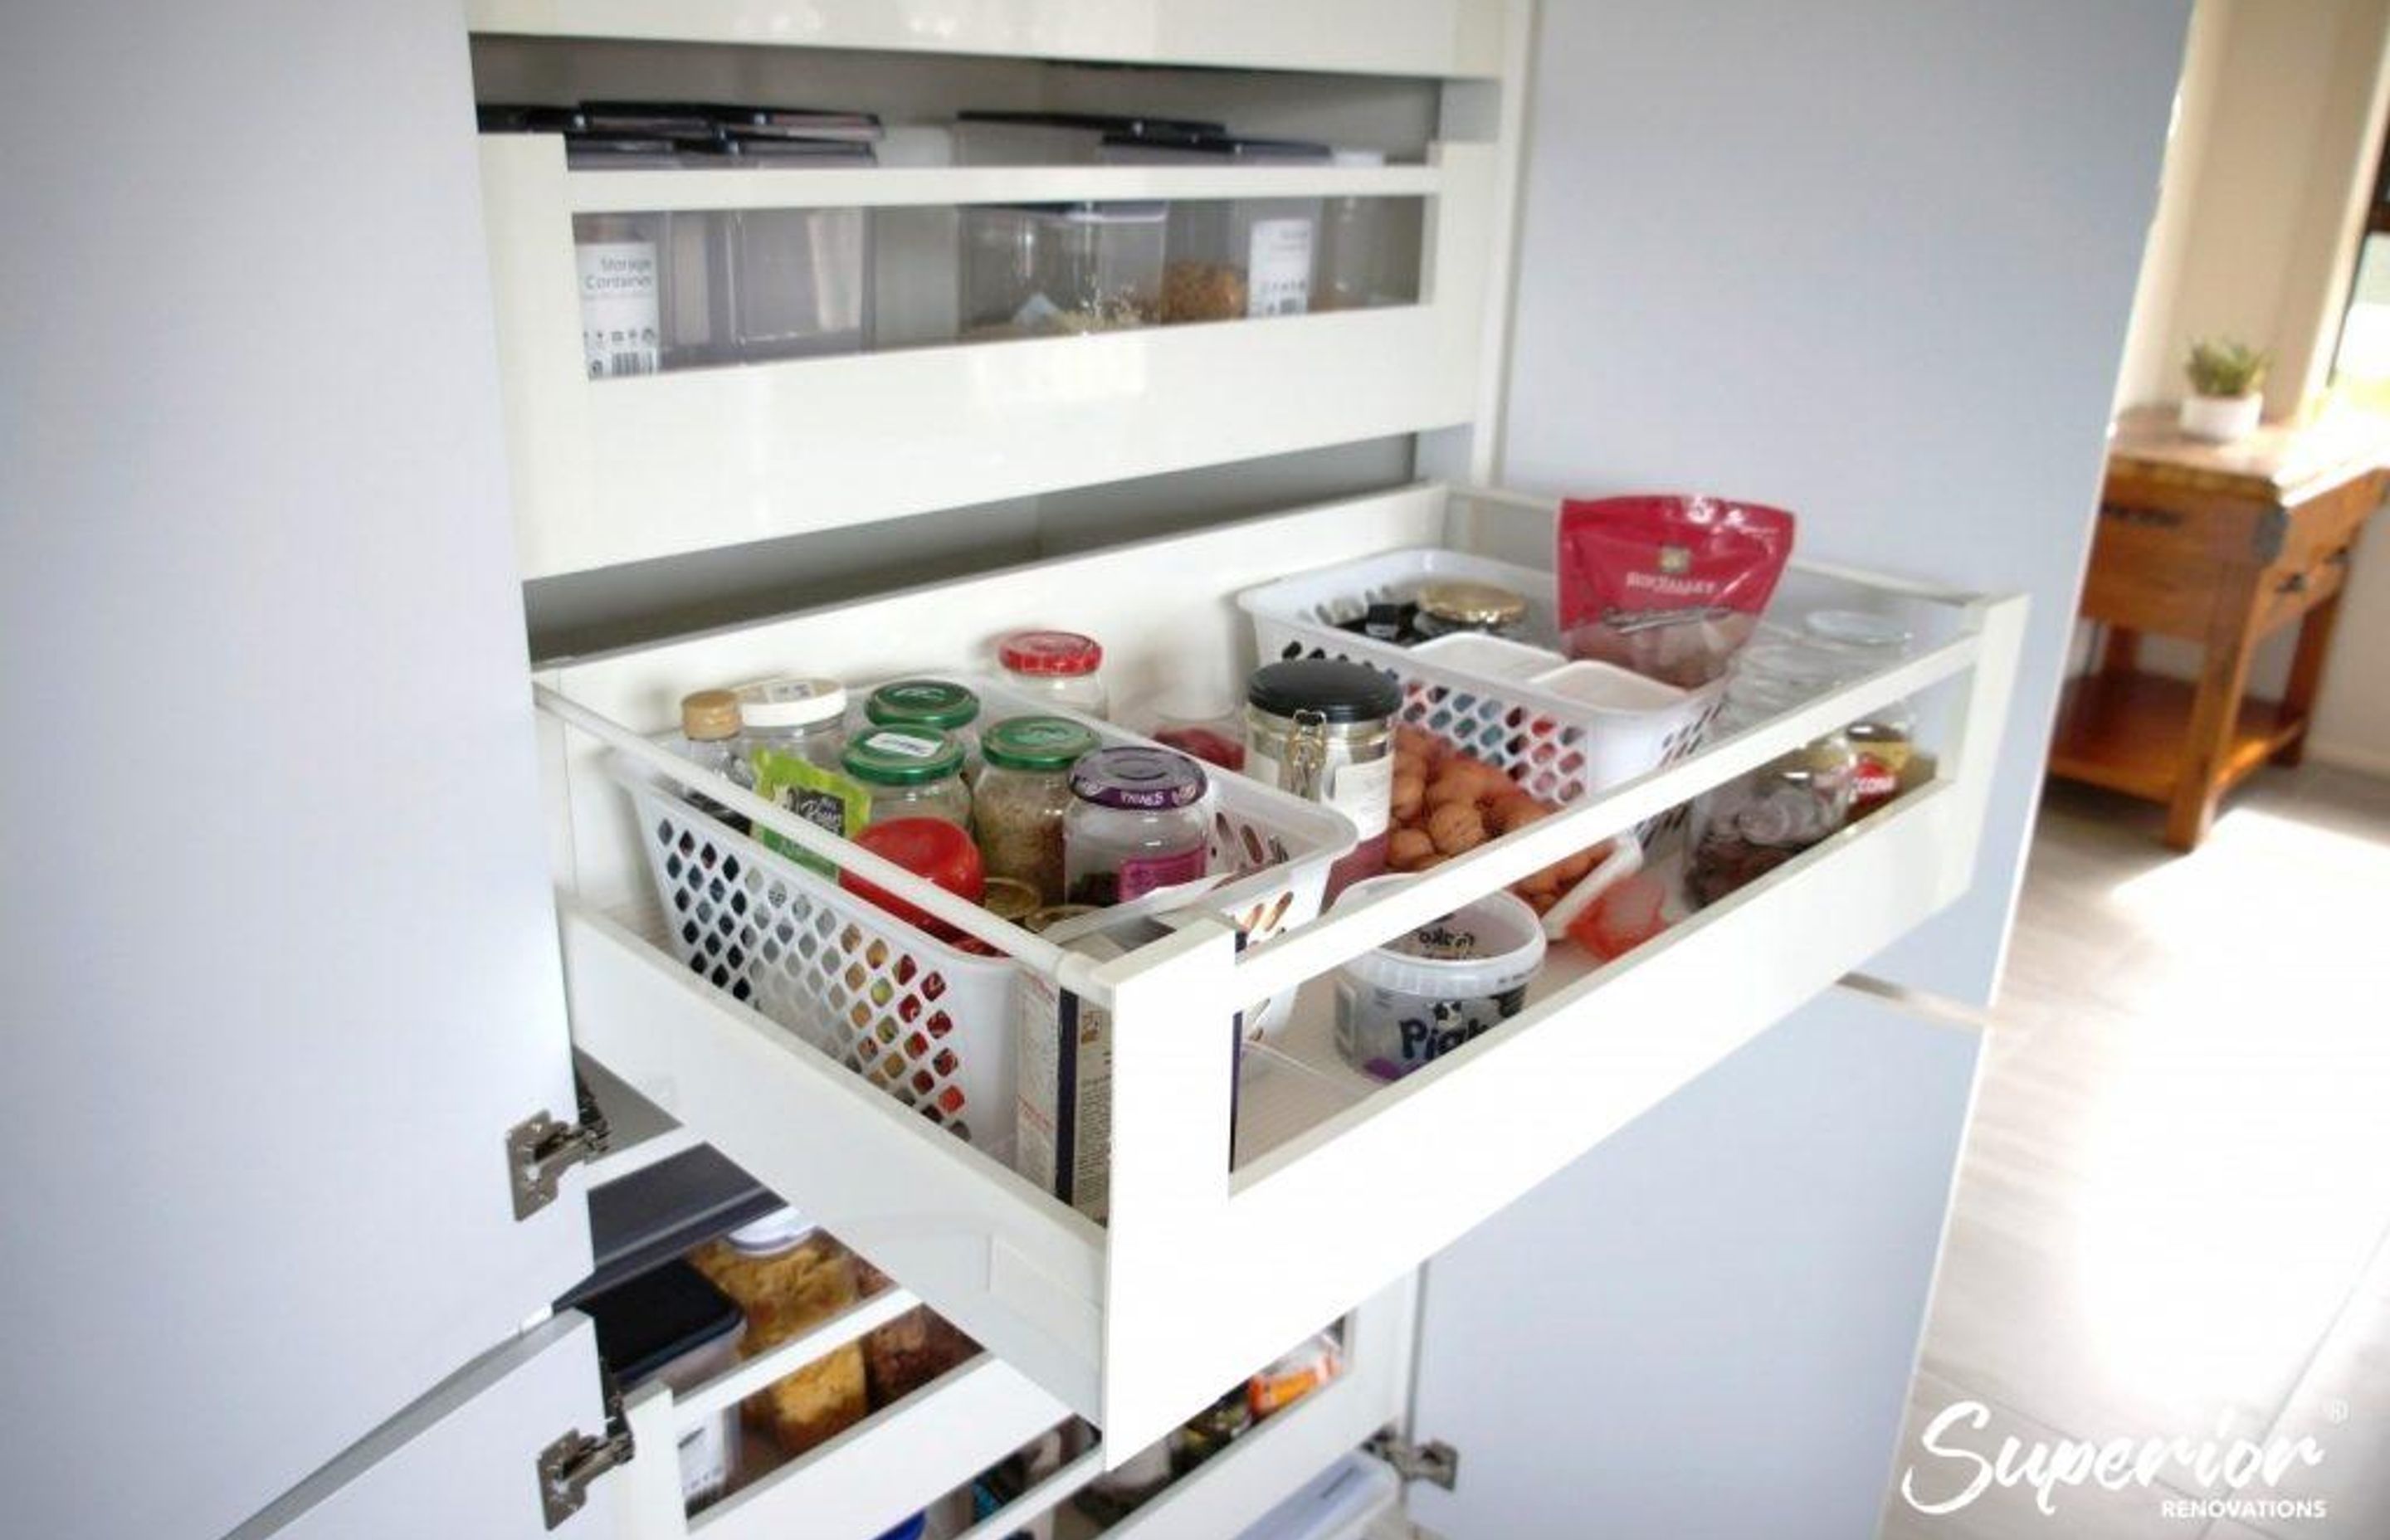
<box><xmin>535</xmin><ymin>481</ymin><xmax>2027</xmax><ymax>1459</ymax></box>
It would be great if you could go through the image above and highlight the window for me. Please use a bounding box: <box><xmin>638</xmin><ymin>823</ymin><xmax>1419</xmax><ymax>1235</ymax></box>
<box><xmin>2329</xmin><ymin>116</ymin><xmax>2390</xmax><ymax>411</ymax></box>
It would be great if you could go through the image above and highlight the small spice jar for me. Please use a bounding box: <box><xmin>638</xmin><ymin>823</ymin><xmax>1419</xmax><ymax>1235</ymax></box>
<box><xmin>1412</xmin><ymin>579</ymin><xmax>1528</xmax><ymax>641</ymax></box>
<box><xmin>843</xmin><ymin>728</ymin><xmax>972</xmax><ymax>828</ymax></box>
<box><xmin>865</xmin><ymin>680</ymin><xmax>984</xmax><ymax>783</ymax></box>
<box><xmin>1063</xmin><ymin>747</ymin><xmax>1211</xmax><ymax>904</ymax></box>
<box><xmin>1802</xmin><ymin>609</ymin><xmax>1919</xmax><ymax>816</ymax></box>
<box><xmin>1245</xmin><ymin>660</ymin><xmax>1403</xmax><ymax>899</ymax></box>
<box><xmin>997</xmin><ymin>631</ymin><xmax>1109</xmax><ymax>719</ymax></box>
<box><xmin>676</xmin><ymin>687</ymin><xmax>754</xmax><ymax>832</ymax></box>
<box><xmin>1688</xmin><ymin>643</ymin><xmax>1859</xmax><ymax>907</ymax></box>
<box><xmin>974</xmin><ymin>715</ymin><xmax>1103</xmax><ymax>904</ymax></box>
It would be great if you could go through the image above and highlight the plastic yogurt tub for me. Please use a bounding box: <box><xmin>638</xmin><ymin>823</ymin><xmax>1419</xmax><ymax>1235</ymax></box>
<box><xmin>1330</xmin><ymin>877</ymin><xmax>1547</xmax><ymax>1081</ymax></box>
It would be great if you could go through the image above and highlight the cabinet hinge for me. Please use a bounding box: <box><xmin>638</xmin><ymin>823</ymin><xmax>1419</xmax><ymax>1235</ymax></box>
<box><xmin>1365</xmin><ymin>1430</ymin><xmax>1460</xmax><ymax>1491</ymax></box>
<box><xmin>536</xmin><ymin>1382</ymin><xmax>635</xmax><ymax>1529</ymax></box>
<box><xmin>506</xmin><ymin>1084</ymin><xmax>611</xmax><ymax>1219</ymax></box>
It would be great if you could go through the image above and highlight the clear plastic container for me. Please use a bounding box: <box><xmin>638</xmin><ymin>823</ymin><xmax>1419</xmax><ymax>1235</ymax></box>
<box><xmin>737</xmin><ymin>677</ymin><xmax>867</xmax><ymax>866</ymax></box>
<box><xmin>843</xmin><ymin>727</ymin><xmax>973</xmax><ymax>827</ymax></box>
<box><xmin>953</xmin><ymin>110</ymin><xmax>1224</xmax><ymax>166</ymax></box>
<box><xmin>997</xmin><ymin>631</ymin><xmax>1109</xmax><ymax>718</ymax></box>
<box><xmin>1315</xmin><ymin>153</ymin><xmax>1425</xmax><ymax>312</ymax></box>
<box><xmin>974</xmin><ymin>716</ymin><xmax>1103</xmax><ymax>905</ymax></box>
<box><xmin>851</xmin><ymin>1256</ymin><xmax>980</xmax><ymax>1407</ymax></box>
<box><xmin>1063</xmin><ymin>748</ymin><xmax>1211</xmax><ymax>905</ymax></box>
<box><xmin>1802</xmin><ymin>609</ymin><xmax>1919</xmax><ymax>815</ymax></box>
<box><xmin>961</xmin><ymin>203</ymin><xmax>1166</xmax><ymax>339</ymax></box>
<box><xmin>687</xmin><ymin>1209</ymin><xmax>871</xmax><ymax>1457</ymax></box>
<box><xmin>1101</xmin><ymin>134</ymin><xmax>1332</xmax><ymax>320</ymax></box>
<box><xmin>1687</xmin><ymin>644</ymin><xmax>1859</xmax><ymax>907</ymax></box>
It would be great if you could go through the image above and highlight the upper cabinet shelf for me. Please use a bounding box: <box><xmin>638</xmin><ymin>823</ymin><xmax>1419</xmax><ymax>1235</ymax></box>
<box><xmin>479</xmin><ymin>137</ymin><xmax>1497</xmax><ymax>578</ymax></box>
<box><xmin>465</xmin><ymin>0</ymin><xmax>1509</xmax><ymax>80</ymax></box>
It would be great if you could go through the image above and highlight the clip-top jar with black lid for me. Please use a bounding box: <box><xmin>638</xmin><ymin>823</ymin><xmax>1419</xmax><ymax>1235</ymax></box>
<box><xmin>1412</xmin><ymin>579</ymin><xmax>1528</xmax><ymax>641</ymax></box>
<box><xmin>1245</xmin><ymin>660</ymin><xmax>1403</xmax><ymax>898</ymax></box>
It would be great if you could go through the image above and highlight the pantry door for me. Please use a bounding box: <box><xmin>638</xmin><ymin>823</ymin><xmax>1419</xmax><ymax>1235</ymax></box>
<box><xmin>227</xmin><ymin>1316</ymin><xmax>617</xmax><ymax>1540</ymax></box>
<box><xmin>1</xmin><ymin>4</ymin><xmax>594</xmax><ymax>1539</ymax></box>
<box><xmin>1404</xmin><ymin>989</ymin><xmax>1981</xmax><ymax>1539</ymax></box>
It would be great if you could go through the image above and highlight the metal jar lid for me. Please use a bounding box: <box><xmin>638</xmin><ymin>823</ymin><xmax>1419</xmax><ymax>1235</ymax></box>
<box><xmin>842</xmin><ymin>727</ymin><xmax>965</xmax><ymax>786</ymax></box>
<box><xmin>1069</xmin><ymin>746</ymin><xmax>1207</xmax><ymax>811</ymax></box>
<box><xmin>1416</xmin><ymin>580</ymin><xmax>1528</xmax><ymax>628</ymax></box>
<box><xmin>680</xmin><ymin>689</ymin><xmax>742</xmax><ymax>742</ymax></box>
<box><xmin>982</xmin><ymin>715</ymin><xmax>1101</xmax><ymax>772</ymax></box>
<box><xmin>1246</xmin><ymin>659</ymin><xmax>1402</xmax><ymax>724</ymax></box>
<box><xmin>865</xmin><ymin>678</ymin><xmax>981</xmax><ymax>731</ymax></box>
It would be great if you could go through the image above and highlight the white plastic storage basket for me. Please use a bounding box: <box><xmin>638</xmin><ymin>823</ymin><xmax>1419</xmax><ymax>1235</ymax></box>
<box><xmin>1238</xmin><ymin>548</ymin><xmax>1724</xmax><ymax>822</ymax></box>
<box><xmin>610</xmin><ymin>685</ymin><xmax>1354</xmax><ymax>1154</ymax></box>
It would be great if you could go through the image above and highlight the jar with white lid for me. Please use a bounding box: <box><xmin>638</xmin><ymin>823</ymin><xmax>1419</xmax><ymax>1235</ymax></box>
<box><xmin>738</xmin><ymin>677</ymin><xmax>868</xmax><ymax>866</ymax></box>
<box><xmin>1802</xmin><ymin>608</ymin><xmax>1919</xmax><ymax>815</ymax></box>
<box><xmin>843</xmin><ymin>727</ymin><xmax>973</xmax><ymax>828</ymax></box>
<box><xmin>1687</xmin><ymin>643</ymin><xmax>1858</xmax><ymax>907</ymax></box>
<box><xmin>1063</xmin><ymin>748</ymin><xmax>1211</xmax><ymax>905</ymax></box>
<box><xmin>997</xmin><ymin>631</ymin><xmax>1109</xmax><ymax>719</ymax></box>
<box><xmin>1244</xmin><ymin>659</ymin><xmax>1402</xmax><ymax>899</ymax></box>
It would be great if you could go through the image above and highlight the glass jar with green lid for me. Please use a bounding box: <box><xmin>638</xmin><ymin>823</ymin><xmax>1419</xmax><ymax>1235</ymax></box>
<box><xmin>842</xmin><ymin>727</ymin><xmax>972</xmax><ymax>828</ymax></box>
<box><xmin>864</xmin><ymin>680</ymin><xmax>984</xmax><ymax>783</ymax></box>
<box><xmin>974</xmin><ymin>715</ymin><xmax>1102</xmax><ymax>904</ymax></box>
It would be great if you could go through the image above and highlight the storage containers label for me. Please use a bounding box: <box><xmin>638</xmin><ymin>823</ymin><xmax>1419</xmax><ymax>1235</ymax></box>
<box><xmin>575</xmin><ymin>239</ymin><xmax>661</xmax><ymax>378</ymax></box>
<box><xmin>1246</xmin><ymin>218</ymin><xmax>1315</xmax><ymax>317</ymax></box>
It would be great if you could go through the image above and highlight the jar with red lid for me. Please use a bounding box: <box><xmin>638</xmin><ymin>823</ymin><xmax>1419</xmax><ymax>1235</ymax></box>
<box><xmin>997</xmin><ymin>631</ymin><xmax>1108</xmax><ymax>719</ymax></box>
<box><xmin>841</xmin><ymin>817</ymin><xmax>985</xmax><ymax>939</ymax></box>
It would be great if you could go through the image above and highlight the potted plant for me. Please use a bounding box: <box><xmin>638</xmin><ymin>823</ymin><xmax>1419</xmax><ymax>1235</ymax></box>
<box><xmin>2179</xmin><ymin>337</ymin><xmax>2270</xmax><ymax>441</ymax></box>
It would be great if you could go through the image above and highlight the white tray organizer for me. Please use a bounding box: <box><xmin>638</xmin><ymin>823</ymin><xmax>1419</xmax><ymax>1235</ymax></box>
<box><xmin>1237</xmin><ymin>548</ymin><xmax>1726</xmax><ymax>839</ymax></box>
<box><xmin>610</xmin><ymin>685</ymin><xmax>1354</xmax><ymax>1155</ymax></box>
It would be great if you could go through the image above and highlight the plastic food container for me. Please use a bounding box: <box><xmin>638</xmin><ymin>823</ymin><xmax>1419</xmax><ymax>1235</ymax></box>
<box><xmin>1329</xmin><ymin>878</ymin><xmax>1546</xmax><ymax>1081</ymax></box>
<box><xmin>578</xmin><ymin>1261</ymin><xmax>747</xmax><ymax>1508</ymax></box>
<box><xmin>1102</xmin><ymin>133</ymin><xmax>1332</xmax><ymax>320</ymax></box>
<box><xmin>953</xmin><ymin>110</ymin><xmax>1224</xmax><ymax>165</ymax></box>
<box><xmin>1315</xmin><ymin>151</ymin><xmax>1425</xmax><ymax>312</ymax></box>
<box><xmin>962</xmin><ymin>203</ymin><xmax>1166</xmax><ymax>339</ymax></box>
<box><xmin>1409</xmin><ymin>631</ymin><xmax>1566</xmax><ymax>681</ymax></box>
<box><xmin>687</xmin><ymin>1209</ymin><xmax>871</xmax><ymax>1456</ymax></box>
<box><xmin>571</xmin><ymin>212</ymin><xmax>669</xmax><ymax>378</ymax></box>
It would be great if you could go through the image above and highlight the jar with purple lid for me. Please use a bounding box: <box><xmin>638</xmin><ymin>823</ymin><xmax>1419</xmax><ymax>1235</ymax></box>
<box><xmin>1063</xmin><ymin>747</ymin><xmax>1211</xmax><ymax>905</ymax></box>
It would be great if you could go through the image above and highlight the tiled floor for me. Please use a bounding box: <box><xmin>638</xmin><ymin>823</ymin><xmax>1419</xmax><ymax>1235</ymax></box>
<box><xmin>1879</xmin><ymin>766</ymin><xmax>2390</xmax><ymax>1539</ymax></box>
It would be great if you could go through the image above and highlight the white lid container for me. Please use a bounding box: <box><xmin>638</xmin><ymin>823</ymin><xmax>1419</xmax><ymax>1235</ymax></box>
<box><xmin>1330</xmin><ymin>877</ymin><xmax>1546</xmax><ymax>1081</ymax></box>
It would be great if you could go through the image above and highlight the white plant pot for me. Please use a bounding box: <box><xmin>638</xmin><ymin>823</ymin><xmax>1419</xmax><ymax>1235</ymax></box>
<box><xmin>2179</xmin><ymin>392</ymin><xmax>2262</xmax><ymax>442</ymax></box>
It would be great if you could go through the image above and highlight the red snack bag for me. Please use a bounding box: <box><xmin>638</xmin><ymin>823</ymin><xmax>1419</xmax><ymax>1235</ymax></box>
<box><xmin>1557</xmin><ymin>495</ymin><xmax>1797</xmax><ymax>687</ymax></box>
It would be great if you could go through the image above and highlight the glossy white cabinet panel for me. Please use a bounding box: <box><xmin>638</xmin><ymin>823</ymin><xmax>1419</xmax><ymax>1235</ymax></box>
<box><xmin>480</xmin><ymin>139</ymin><xmax>1495</xmax><ymax>578</ymax></box>
<box><xmin>466</xmin><ymin>0</ymin><xmax>1506</xmax><ymax>79</ymax></box>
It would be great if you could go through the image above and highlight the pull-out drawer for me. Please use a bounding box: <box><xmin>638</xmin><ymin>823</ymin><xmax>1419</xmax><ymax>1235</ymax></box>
<box><xmin>537</xmin><ymin>483</ymin><xmax>2027</xmax><ymax>1459</ymax></box>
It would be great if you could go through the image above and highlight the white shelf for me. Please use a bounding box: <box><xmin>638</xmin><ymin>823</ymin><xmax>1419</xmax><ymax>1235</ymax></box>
<box><xmin>568</xmin><ymin>161</ymin><xmax>1447</xmax><ymax>216</ymax></box>
<box><xmin>466</xmin><ymin>0</ymin><xmax>1508</xmax><ymax>80</ymax></box>
<box><xmin>477</xmin><ymin>138</ymin><xmax>1496</xmax><ymax>579</ymax></box>
<box><xmin>536</xmin><ymin>485</ymin><xmax>2029</xmax><ymax>1458</ymax></box>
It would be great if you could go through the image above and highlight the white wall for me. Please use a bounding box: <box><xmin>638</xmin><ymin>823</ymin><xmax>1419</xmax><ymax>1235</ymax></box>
<box><xmin>1498</xmin><ymin>0</ymin><xmax>2191</xmax><ymax>1006</ymax></box>
<box><xmin>2105</xmin><ymin>0</ymin><xmax>2390</xmax><ymax>777</ymax></box>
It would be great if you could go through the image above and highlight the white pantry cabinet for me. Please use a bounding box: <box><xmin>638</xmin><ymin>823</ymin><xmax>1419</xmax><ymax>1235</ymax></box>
<box><xmin>0</xmin><ymin>1</ymin><xmax>2192</xmax><ymax>1538</ymax></box>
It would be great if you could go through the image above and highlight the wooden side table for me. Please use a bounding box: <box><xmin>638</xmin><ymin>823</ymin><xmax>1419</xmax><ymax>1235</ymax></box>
<box><xmin>2049</xmin><ymin>406</ymin><xmax>2385</xmax><ymax>850</ymax></box>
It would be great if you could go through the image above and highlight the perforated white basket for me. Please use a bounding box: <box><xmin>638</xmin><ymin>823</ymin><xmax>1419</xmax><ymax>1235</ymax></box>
<box><xmin>612</xmin><ymin>687</ymin><xmax>1354</xmax><ymax>1153</ymax></box>
<box><xmin>1237</xmin><ymin>548</ymin><xmax>1724</xmax><ymax>834</ymax></box>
